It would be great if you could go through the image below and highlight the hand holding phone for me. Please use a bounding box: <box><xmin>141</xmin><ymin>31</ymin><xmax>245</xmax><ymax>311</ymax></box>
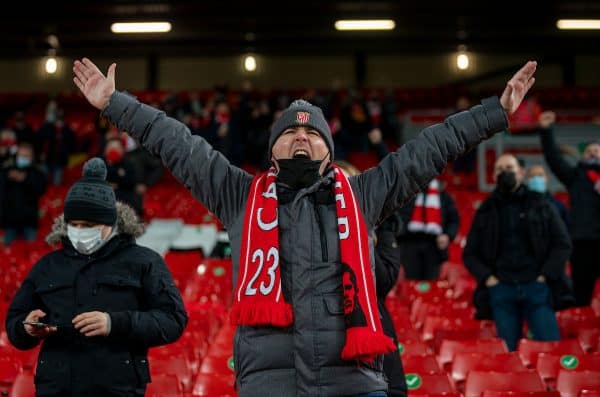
<box><xmin>23</xmin><ymin>310</ymin><xmax>58</xmax><ymax>337</ymax></box>
<box><xmin>22</xmin><ymin>321</ymin><xmax>57</xmax><ymax>328</ymax></box>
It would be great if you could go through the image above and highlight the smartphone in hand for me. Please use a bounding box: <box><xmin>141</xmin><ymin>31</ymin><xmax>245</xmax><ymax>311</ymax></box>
<box><xmin>22</xmin><ymin>321</ymin><xmax>57</xmax><ymax>328</ymax></box>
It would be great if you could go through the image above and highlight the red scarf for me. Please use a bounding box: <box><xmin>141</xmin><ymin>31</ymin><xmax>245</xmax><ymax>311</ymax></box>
<box><xmin>230</xmin><ymin>165</ymin><xmax>395</xmax><ymax>361</ymax></box>
<box><xmin>407</xmin><ymin>179</ymin><xmax>443</xmax><ymax>235</ymax></box>
<box><xmin>587</xmin><ymin>169</ymin><xmax>600</xmax><ymax>194</ymax></box>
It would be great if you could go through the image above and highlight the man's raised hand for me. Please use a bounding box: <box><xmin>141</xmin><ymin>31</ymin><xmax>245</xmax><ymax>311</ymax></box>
<box><xmin>73</xmin><ymin>58</ymin><xmax>116</xmax><ymax>111</ymax></box>
<box><xmin>500</xmin><ymin>61</ymin><xmax>537</xmax><ymax>115</ymax></box>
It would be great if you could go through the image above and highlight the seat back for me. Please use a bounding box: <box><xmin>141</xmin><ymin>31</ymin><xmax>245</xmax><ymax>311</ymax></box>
<box><xmin>465</xmin><ymin>371</ymin><xmax>545</xmax><ymax>397</ymax></box>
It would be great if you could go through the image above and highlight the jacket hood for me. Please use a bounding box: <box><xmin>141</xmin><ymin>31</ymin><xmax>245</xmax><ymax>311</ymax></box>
<box><xmin>46</xmin><ymin>202</ymin><xmax>145</xmax><ymax>245</ymax></box>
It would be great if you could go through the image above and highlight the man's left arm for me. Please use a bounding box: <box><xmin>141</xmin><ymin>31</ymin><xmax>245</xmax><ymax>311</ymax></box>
<box><xmin>352</xmin><ymin>61</ymin><xmax>536</xmax><ymax>226</ymax></box>
<box><xmin>354</xmin><ymin>97</ymin><xmax>507</xmax><ymax>225</ymax></box>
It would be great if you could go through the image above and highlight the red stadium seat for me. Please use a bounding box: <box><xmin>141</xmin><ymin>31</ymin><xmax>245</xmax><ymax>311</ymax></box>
<box><xmin>451</xmin><ymin>352</ymin><xmax>527</xmax><ymax>384</ymax></box>
<box><xmin>192</xmin><ymin>373</ymin><xmax>236</xmax><ymax>397</ymax></box>
<box><xmin>556</xmin><ymin>371</ymin><xmax>600</xmax><ymax>397</ymax></box>
<box><xmin>199</xmin><ymin>355</ymin><xmax>236</xmax><ymax>384</ymax></box>
<box><xmin>536</xmin><ymin>352</ymin><xmax>600</xmax><ymax>386</ymax></box>
<box><xmin>402</xmin><ymin>354</ymin><xmax>443</xmax><ymax>374</ymax></box>
<box><xmin>0</xmin><ymin>355</ymin><xmax>23</xmax><ymax>386</ymax></box>
<box><xmin>397</xmin><ymin>339</ymin><xmax>432</xmax><ymax>356</ymax></box>
<box><xmin>518</xmin><ymin>339</ymin><xmax>585</xmax><ymax>368</ymax></box>
<box><xmin>464</xmin><ymin>371</ymin><xmax>546</xmax><ymax>397</ymax></box>
<box><xmin>422</xmin><ymin>316</ymin><xmax>490</xmax><ymax>342</ymax></box>
<box><xmin>149</xmin><ymin>355</ymin><xmax>193</xmax><ymax>393</ymax></box>
<box><xmin>438</xmin><ymin>338</ymin><xmax>508</xmax><ymax>370</ymax></box>
<box><xmin>8</xmin><ymin>373</ymin><xmax>35</xmax><ymax>397</ymax></box>
<box><xmin>146</xmin><ymin>373</ymin><xmax>183</xmax><ymax>397</ymax></box>
<box><xmin>580</xmin><ymin>391</ymin><xmax>600</xmax><ymax>397</ymax></box>
<box><xmin>557</xmin><ymin>308</ymin><xmax>600</xmax><ymax>338</ymax></box>
<box><xmin>483</xmin><ymin>392</ymin><xmax>561</xmax><ymax>397</ymax></box>
<box><xmin>404</xmin><ymin>373</ymin><xmax>455</xmax><ymax>394</ymax></box>
<box><xmin>577</xmin><ymin>328</ymin><xmax>600</xmax><ymax>353</ymax></box>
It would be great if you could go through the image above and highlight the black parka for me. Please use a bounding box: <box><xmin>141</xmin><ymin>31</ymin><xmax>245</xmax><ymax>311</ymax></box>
<box><xmin>5</xmin><ymin>204</ymin><xmax>188</xmax><ymax>397</ymax></box>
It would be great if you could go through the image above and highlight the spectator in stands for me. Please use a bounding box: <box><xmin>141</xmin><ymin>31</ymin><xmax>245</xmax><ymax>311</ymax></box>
<box><xmin>463</xmin><ymin>153</ymin><xmax>571</xmax><ymax>351</ymax></box>
<box><xmin>397</xmin><ymin>179</ymin><xmax>459</xmax><ymax>280</ymax></box>
<box><xmin>104</xmin><ymin>137</ymin><xmax>144</xmax><ymax>217</ymax></box>
<box><xmin>538</xmin><ymin>110</ymin><xmax>600</xmax><ymax>306</ymax></box>
<box><xmin>12</xmin><ymin>111</ymin><xmax>36</xmax><ymax>147</ymax></box>
<box><xmin>526</xmin><ymin>164</ymin><xmax>570</xmax><ymax>227</ymax></box>
<box><xmin>37</xmin><ymin>111</ymin><xmax>75</xmax><ymax>186</ymax></box>
<box><xmin>368</xmin><ymin>128</ymin><xmax>460</xmax><ymax>280</ymax></box>
<box><xmin>4</xmin><ymin>158</ymin><xmax>187</xmax><ymax>397</ymax></box>
<box><xmin>0</xmin><ymin>142</ymin><xmax>47</xmax><ymax>245</ymax></box>
<box><xmin>0</xmin><ymin>128</ymin><xmax>18</xmax><ymax>168</ymax></box>
<box><xmin>336</xmin><ymin>159</ymin><xmax>408</xmax><ymax>397</ymax></box>
<box><xmin>340</xmin><ymin>92</ymin><xmax>373</xmax><ymax>153</ymax></box>
<box><xmin>123</xmin><ymin>134</ymin><xmax>164</xmax><ymax>188</ymax></box>
<box><xmin>201</xmin><ymin>100</ymin><xmax>233</xmax><ymax>160</ymax></box>
<box><xmin>74</xmin><ymin>57</ymin><xmax>536</xmax><ymax>396</ymax></box>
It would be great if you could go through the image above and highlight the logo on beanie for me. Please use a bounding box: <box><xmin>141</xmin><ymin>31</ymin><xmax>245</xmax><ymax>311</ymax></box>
<box><xmin>296</xmin><ymin>111</ymin><xmax>310</xmax><ymax>124</ymax></box>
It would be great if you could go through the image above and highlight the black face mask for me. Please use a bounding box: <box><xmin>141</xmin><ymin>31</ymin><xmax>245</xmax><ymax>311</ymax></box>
<box><xmin>275</xmin><ymin>155</ymin><xmax>328</xmax><ymax>190</ymax></box>
<box><xmin>496</xmin><ymin>170</ymin><xmax>518</xmax><ymax>193</ymax></box>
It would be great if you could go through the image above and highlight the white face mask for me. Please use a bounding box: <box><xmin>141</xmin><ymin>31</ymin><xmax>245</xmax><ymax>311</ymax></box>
<box><xmin>67</xmin><ymin>225</ymin><xmax>105</xmax><ymax>255</ymax></box>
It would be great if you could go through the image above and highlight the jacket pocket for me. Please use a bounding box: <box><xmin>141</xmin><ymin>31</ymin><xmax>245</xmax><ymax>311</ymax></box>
<box><xmin>100</xmin><ymin>352</ymin><xmax>139</xmax><ymax>392</ymax></box>
<box><xmin>133</xmin><ymin>355</ymin><xmax>151</xmax><ymax>385</ymax></box>
<box><xmin>323</xmin><ymin>293</ymin><xmax>344</xmax><ymax>315</ymax></box>
<box><xmin>35</xmin><ymin>281</ymin><xmax>74</xmax><ymax>320</ymax></box>
<box><xmin>96</xmin><ymin>275</ymin><xmax>142</xmax><ymax>311</ymax></box>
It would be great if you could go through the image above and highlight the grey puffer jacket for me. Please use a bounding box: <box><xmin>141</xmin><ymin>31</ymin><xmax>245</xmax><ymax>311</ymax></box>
<box><xmin>102</xmin><ymin>92</ymin><xmax>507</xmax><ymax>397</ymax></box>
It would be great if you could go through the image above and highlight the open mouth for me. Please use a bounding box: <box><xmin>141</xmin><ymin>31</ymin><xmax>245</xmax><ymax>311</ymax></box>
<box><xmin>293</xmin><ymin>150</ymin><xmax>309</xmax><ymax>159</ymax></box>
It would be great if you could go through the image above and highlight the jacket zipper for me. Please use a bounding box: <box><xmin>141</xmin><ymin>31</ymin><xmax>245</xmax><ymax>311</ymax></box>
<box><xmin>315</xmin><ymin>205</ymin><xmax>329</xmax><ymax>262</ymax></box>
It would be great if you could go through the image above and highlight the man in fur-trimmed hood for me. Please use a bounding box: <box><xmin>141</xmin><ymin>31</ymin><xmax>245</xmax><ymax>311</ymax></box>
<box><xmin>5</xmin><ymin>158</ymin><xmax>188</xmax><ymax>397</ymax></box>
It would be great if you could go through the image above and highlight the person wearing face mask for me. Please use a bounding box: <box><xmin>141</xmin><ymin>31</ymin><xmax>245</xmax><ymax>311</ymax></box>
<box><xmin>0</xmin><ymin>142</ymin><xmax>47</xmax><ymax>245</ymax></box>
<box><xmin>526</xmin><ymin>164</ymin><xmax>570</xmax><ymax>228</ymax></box>
<box><xmin>538</xmin><ymin>110</ymin><xmax>600</xmax><ymax>306</ymax></box>
<box><xmin>104</xmin><ymin>137</ymin><xmax>143</xmax><ymax>217</ymax></box>
<box><xmin>37</xmin><ymin>112</ymin><xmax>75</xmax><ymax>186</ymax></box>
<box><xmin>5</xmin><ymin>157</ymin><xmax>188</xmax><ymax>397</ymax></box>
<box><xmin>73</xmin><ymin>57</ymin><xmax>536</xmax><ymax>396</ymax></box>
<box><xmin>0</xmin><ymin>128</ymin><xmax>18</xmax><ymax>168</ymax></box>
<box><xmin>463</xmin><ymin>154</ymin><xmax>572</xmax><ymax>351</ymax></box>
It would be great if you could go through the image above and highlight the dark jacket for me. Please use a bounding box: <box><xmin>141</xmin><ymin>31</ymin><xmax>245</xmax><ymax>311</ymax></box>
<box><xmin>540</xmin><ymin>129</ymin><xmax>600</xmax><ymax>240</ymax></box>
<box><xmin>102</xmin><ymin>91</ymin><xmax>507</xmax><ymax>397</ymax></box>
<box><xmin>463</xmin><ymin>187</ymin><xmax>573</xmax><ymax>319</ymax></box>
<box><xmin>37</xmin><ymin>122</ymin><xmax>75</xmax><ymax>167</ymax></box>
<box><xmin>105</xmin><ymin>157</ymin><xmax>143</xmax><ymax>216</ymax></box>
<box><xmin>0</xmin><ymin>164</ymin><xmax>47</xmax><ymax>228</ymax></box>
<box><xmin>5</xmin><ymin>204</ymin><xmax>188</xmax><ymax>397</ymax></box>
<box><xmin>375</xmin><ymin>218</ymin><xmax>407</xmax><ymax>397</ymax></box>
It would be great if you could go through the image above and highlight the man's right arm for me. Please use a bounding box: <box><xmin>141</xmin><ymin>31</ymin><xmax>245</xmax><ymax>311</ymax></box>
<box><xmin>6</xmin><ymin>271</ymin><xmax>42</xmax><ymax>350</ymax></box>
<box><xmin>102</xmin><ymin>91</ymin><xmax>252</xmax><ymax>226</ymax></box>
<box><xmin>539</xmin><ymin>128</ymin><xmax>577</xmax><ymax>186</ymax></box>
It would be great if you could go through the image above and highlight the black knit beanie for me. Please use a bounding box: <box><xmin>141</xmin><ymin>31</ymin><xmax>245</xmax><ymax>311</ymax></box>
<box><xmin>63</xmin><ymin>157</ymin><xmax>117</xmax><ymax>225</ymax></box>
<box><xmin>269</xmin><ymin>99</ymin><xmax>334</xmax><ymax>160</ymax></box>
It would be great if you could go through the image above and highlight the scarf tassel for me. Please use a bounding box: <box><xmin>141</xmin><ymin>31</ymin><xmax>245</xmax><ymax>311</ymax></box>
<box><xmin>341</xmin><ymin>327</ymin><xmax>397</xmax><ymax>362</ymax></box>
<box><xmin>230</xmin><ymin>300</ymin><xmax>293</xmax><ymax>327</ymax></box>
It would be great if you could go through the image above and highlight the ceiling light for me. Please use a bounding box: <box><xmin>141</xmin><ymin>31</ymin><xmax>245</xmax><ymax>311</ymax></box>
<box><xmin>456</xmin><ymin>53</ymin><xmax>470</xmax><ymax>70</ymax></box>
<box><xmin>556</xmin><ymin>19</ymin><xmax>600</xmax><ymax>30</ymax></box>
<box><xmin>45</xmin><ymin>57</ymin><xmax>57</xmax><ymax>74</ymax></box>
<box><xmin>244</xmin><ymin>55</ymin><xmax>257</xmax><ymax>72</ymax></box>
<box><xmin>334</xmin><ymin>20</ymin><xmax>396</xmax><ymax>31</ymax></box>
<box><xmin>111</xmin><ymin>22</ymin><xmax>172</xmax><ymax>34</ymax></box>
